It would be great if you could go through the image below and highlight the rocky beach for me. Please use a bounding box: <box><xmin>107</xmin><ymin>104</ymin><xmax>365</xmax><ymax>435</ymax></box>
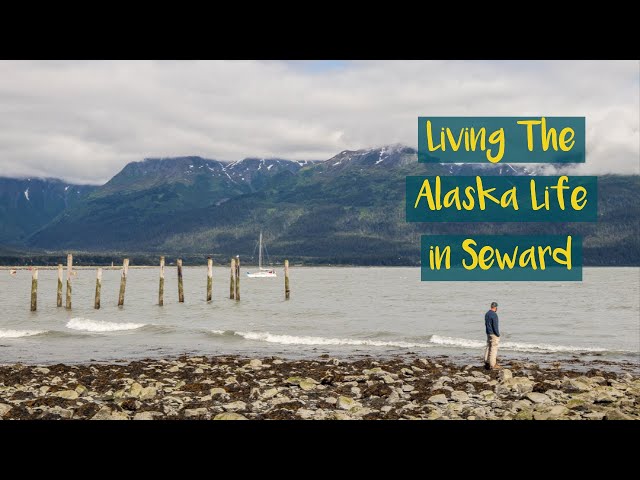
<box><xmin>0</xmin><ymin>355</ymin><xmax>638</xmax><ymax>420</ymax></box>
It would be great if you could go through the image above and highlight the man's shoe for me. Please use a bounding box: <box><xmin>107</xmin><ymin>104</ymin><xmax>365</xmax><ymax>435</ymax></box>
<box><xmin>491</xmin><ymin>364</ymin><xmax>503</xmax><ymax>370</ymax></box>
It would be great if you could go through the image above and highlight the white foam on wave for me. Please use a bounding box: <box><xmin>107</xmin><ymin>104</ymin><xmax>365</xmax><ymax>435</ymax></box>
<box><xmin>210</xmin><ymin>330</ymin><xmax>614</xmax><ymax>354</ymax></box>
<box><xmin>66</xmin><ymin>318</ymin><xmax>146</xmax><ymax>332</ymax></box>
<box><xmin>0</xmin><ymin>329</ymin><xmax>46</xmax><ymax>338</ymax></box>
<box><xmin>212</xmin><ymin>330</ymin><xmax>433</xmax><ymax>349</ymax></box>
<box><xmin>429</xmin><ymin>335</ymin><xmax>609</xmax><ymax>353</ymax></box>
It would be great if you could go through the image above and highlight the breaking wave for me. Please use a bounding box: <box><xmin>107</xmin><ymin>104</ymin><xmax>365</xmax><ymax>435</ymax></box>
<box><xmin>209</xmin><ymin>330</ymin><xmax>623</xmax><ymax>354</ymax></box>
<box><xmin>66</xmin><ymin>318</ymin><xmax>147</xmax><ymax>332</ymax></box>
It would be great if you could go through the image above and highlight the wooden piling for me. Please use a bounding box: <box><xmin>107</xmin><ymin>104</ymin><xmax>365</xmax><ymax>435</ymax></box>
<box><xmin>207</xmin><ymin>257</ymin><xmax>213</xmax><ymax>302</ymax></box>
<box><xmin>57</xmin><ymin>264</ymin><xmax>63</xmax><ymax>307</ymax></box>
<box><xmin>284</xmin><ymin>259</ymin><xmax>290</xmax><ymax>300</ymax></box>
<box><xmin>235</xmin><ymin>256</ymin><xmax>240</xmax><ymax>301</ymax></box>
<box><xmin>30</xmin><ymin>269</ymin><xmax>38</xmax><ymax>312</ymax></box>
<box><xmin>95</xmin><ymin>268</ymin><xmax>102</xmax><ymax>309</ymax></box>
<box><xmin>229</xmin><ymin>258</ymin><xmax>235</xmax><ymax>299</ymax></box>
<box><xmin>159</xmin><ymin>256</ymin><xmax>165</xmax><ymax>306</ymax></box>
<box><xmin>118</xmin><ymin>258</ymin><xmax>129</xmax><ymax>306</ymax></box>
<box><xmin>65</xmin><ymin>254</ymin><xmax>72</xmax><ymax>309</ymax></box>
<box><xmin>177</xmin><ymin>259</ymin><xmax>184</xmax><ymax>303</ymax></box>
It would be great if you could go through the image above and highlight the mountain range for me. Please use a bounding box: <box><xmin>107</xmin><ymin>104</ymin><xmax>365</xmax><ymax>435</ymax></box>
<box><xmin>1</xmin><ymin>145</ymin><xmax>638</xmax><ymax>265</ymax></box>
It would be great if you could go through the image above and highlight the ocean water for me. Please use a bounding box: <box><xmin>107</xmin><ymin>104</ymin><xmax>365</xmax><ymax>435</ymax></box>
<box><xmin>0</xmin><ymin>267</ymin><xmax>638</xmax><ymax>366</ymax></box>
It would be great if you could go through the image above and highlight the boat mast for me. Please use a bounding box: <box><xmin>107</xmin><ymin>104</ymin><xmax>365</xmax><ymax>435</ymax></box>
<box><xmin>259</xmin><ymin>231</ymin><xmax>263</xmax><ymax>269</ymax></box>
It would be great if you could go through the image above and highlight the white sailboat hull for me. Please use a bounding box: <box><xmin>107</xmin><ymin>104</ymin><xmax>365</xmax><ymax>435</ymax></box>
<box><xmin>246</xmin><ymin>270</ymin><xmax>277</xmax><ymax>278</ymax></box>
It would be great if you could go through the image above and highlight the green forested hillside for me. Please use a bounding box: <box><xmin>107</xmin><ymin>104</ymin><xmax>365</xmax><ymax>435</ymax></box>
<box><xmin>0</xmin><ymin>178</ymin><xmax>96</xmax><ymax>244</ymax></box>
<box><xmin>2</xmin><ymin>146</ymin><xmax>637</xmax><ymax>266</ymax></box>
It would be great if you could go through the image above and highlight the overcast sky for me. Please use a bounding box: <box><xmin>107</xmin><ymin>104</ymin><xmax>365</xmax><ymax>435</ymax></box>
<box><xmin>0</xmin><ymin>60</ymin><xmax>638</xmax><ymax>184</ymax></box>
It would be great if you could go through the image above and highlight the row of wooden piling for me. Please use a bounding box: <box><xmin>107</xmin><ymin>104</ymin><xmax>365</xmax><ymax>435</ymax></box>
<box><xmin>29</xmin><ymin>254</ymin><xmax>290</xmax><ymax>311</ymax></box>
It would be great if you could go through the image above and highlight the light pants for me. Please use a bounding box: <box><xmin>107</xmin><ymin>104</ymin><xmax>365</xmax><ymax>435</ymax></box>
<box><xmin>484</xmin><ymin>334</ymin><xmax>500</xmax><ymax>368</ymax></box>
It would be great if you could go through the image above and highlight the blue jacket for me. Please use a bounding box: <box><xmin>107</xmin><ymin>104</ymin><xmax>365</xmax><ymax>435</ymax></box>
<box><xmin>485</xmin><ymin>310</ymin><xmax>500</xmax><ymax>337</ymax></box>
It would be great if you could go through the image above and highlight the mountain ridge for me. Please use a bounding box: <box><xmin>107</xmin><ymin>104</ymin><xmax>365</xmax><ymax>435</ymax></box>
<box><xmin>1</xmin><ymin>146</ymin><xmax>638</xmax><ymax>265</ymax></box>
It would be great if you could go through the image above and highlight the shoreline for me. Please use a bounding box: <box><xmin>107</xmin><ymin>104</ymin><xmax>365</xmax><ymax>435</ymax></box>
<box><xmin>1</xmin><ymin>354</ymin><xmax>638</xmax><ymax>420</ymax></box>
<box><xmin>1</xmin><ymin>351</ymin><xmax>638</xmax><ymax>373</ymax></box>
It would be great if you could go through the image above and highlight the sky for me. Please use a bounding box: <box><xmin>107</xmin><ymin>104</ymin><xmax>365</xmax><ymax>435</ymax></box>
<box><xmin>0</xmin><ymin>60</ymin><xmax>638</xmax><ymax>184</ymax></box>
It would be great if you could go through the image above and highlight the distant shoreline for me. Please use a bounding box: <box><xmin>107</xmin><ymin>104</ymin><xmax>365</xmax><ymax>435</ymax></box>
<box><xmin>1</xmin><ymin>264</ymin><xmax>638</xmax><ymax>270</ymax></box>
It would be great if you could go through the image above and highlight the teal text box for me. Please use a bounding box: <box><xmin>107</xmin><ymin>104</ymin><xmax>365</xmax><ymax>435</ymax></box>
<box><xmin>421</xmin><ymin>235</ymin><xmax>583</xmax><ymax>281</ymax></box>
<box><xmin>406</xmin><ymin>175</ymin><xmax>597</xmax><ymax>222</ymax></box>
<box><xmin>418</xmin><ymin>117</ymin><xmax>585</xmax><ymax>163</ymax></box>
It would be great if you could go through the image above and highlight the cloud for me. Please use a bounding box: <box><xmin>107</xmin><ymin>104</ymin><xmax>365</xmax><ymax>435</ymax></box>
<box><xmin>0</xmin><ymin>60</ymin><xmax>637</xmax><ymax>183</ymax></box>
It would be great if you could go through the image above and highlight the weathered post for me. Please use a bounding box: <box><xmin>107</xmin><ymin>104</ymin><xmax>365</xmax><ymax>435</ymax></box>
<box><xmin>235</xmin><ymin>256</ymin><xmax>240</xmax><ymax>301</ymax></box>
<box><xmin>284</xmin><ymin>259</ymin><xmax>290</xmax><ymax>300</ymax></box>
<box><xmin>177</xmin><ymin>259</ymin><xmax>184</xmax><ymax>303</ymax></box>
<box><xmin>229</xmin><ymin>258</ymin><xmax>235</xmax><ymax>300</ymax></box>
<box><xmin>118</xmin><ymin>258</ymin><xmax>129</xmax><ymax>306</ymax></box>
<box><xmin>57</xmin><ymin>264</ymin><xmax>63</xmax><ymax>307</ymax></box>
<box><xmin>65</xmin><ymin>254</ymin><xmax>72</xmax><ymax>309</ymax></box>
<box><xmin>159</xmin><ymin>256</ymin><xmax>165</xmax><ymax>306</ymax></box>
<box><xmin>207</xmin><ymin>256</ymin><xmax>213</xmax><ymax>302</ymax></box>
<box><xmin>94</xmin><ymin>268</ymin><xmax>102</xmax><ymax>309</ymax></box>
<box><xmin>30</xmin><ymin>269</ymin><xmax>38</xmax><ymax>311</ymax></box>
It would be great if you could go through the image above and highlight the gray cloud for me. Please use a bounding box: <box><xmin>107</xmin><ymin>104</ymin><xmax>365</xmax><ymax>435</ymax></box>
<box><xmin>0</xmin><ymin>60</ymin><xmax>637</xmax><ymax>184</ymax></box>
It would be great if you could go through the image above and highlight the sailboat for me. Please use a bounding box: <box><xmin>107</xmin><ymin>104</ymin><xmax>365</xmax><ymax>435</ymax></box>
<box><xmin>246</xmin><ymin>231</ymin><xmax>277</xmax><ymax>278</ymax></box>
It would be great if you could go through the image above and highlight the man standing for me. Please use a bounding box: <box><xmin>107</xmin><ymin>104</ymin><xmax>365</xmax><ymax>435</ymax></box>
<box><xmin>484</xmin><ymin>301</ymin><xmax>501</xmax><ymax>370</ymax></box>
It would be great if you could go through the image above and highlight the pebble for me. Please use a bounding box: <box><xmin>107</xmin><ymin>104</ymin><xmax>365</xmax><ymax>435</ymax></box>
<box><xmin>297</xmin><ymin>408</ymin><xmax>316</xmax><ymax>419</ymax></box>
<box><xmin>133</xmin><ymin>412</ymin><xmax>156</xmax><ymax>420</ymax></box>
<box><xmin>0</xmin><ymin>404</ymin><xmax>13</xmax><ymax>417</ymax></box>
<box><xmin>299</xmin><ymin>379</ymin><xmax>317</xmax><ymax>391</ymax></box>
<box><xmin>214</xmin><ymin>412</ymin><xmax>248</xmax><ymax>420</ymax></box>
<box><xmin>565</xmin><ymin>379</ymin><xmax>591</xmax><ymax>392</ymax></box>
<box><xmin>261</xmin><ymin>388</ymin><xmax>279</xmax><ymax>400</ymax></box>
<box><xmin>605</xmin><ymin>409</ymin><xmax>632</xmax><ymax>420</ymax></box>
<box><xmin>337</xmin><ymin>396</ymin><xmax>359</xmax><ymax>410</ymax></box>
<box><xmin>91</xmin><ymin>407</ymin><xmax>129</xmax><ymax>420</ymax></box>
<box><xmin>582</xmin><ymin>412</ymin><xmax>606</xmax><ymax>420</ymax></box>
<box><xmin>428</xmin><ymin>394</ymin><xmax>448</xmax><ymax>404</ymax></box>
<box><xmin>53</xmin><ymin>390</ymin><xmax>79</xmax><ymax>400</ymax></box>
<box><xmin>129</xmin><ymin>383</ymin><xmax>143</xmax><ymax>398</ymax></box>
<box><xmin>451</xmin><ymin>391</ymin><xmax>470</xmax><ymax>402</ymax></box>
<box><xmin>548</xmin><ymin>405</ymin><xmax>570</xmax><ymax>416</ymax></box>
<box><xmin>594</xmin><ymin>392</ymin><xmax>615</xmax><ymax>404</ymax></box>
<box><xmin>285</xmin><ymin>376</ymin><xmax>304</xmax><ymax>386</ymax></box>
<box><xmin>223</xmin><ymin>401</ymin><xmax>247</xmax><ymax>411</ymax></box>
<box><xmin>387</xmin><ymin>391</ymin><xmax>401</xmax><ymax>404</ymax></box>
<box><xmin>184</xmin><ymin>408</ymin><xmax>208</xmax><ymax>418</ymax></box>
<box><xmin>526</xmin><ymin>392</ymin><xmax>553</xmax><ymax>404</ymax></box>
<box><xmin>139</xmin><ymin>386</ymin><xmax>157</xmax><ymax>400</ymax></box>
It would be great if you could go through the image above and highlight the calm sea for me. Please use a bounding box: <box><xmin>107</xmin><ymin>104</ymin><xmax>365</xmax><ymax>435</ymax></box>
<box><xmin>1</xmin><ymin>267</ymin><xmax>638</xmax><ymax>367</ymax></box>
